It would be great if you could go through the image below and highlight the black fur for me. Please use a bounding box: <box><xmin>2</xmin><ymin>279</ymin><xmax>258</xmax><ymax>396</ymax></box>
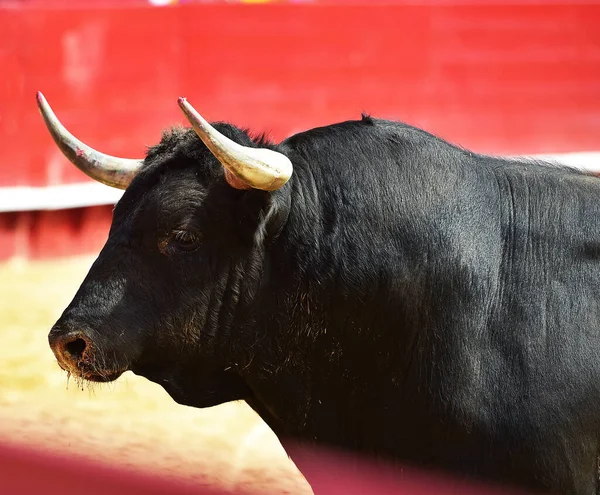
<box><xmin>50</xmin><ymin>115</ymin><xmax>600</xmax><ymax>495</ymax></box>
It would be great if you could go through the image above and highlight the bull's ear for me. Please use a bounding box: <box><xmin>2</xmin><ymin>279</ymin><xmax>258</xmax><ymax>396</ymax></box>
<box><xmin>178</xmin><ymin>97</ymin><xmax>293</xmax><ymax>191</ymax></box>
<box><xmin>234</xmin><ymin>184</ymin><xmax>290</xmax><ymax>249</ymax></box>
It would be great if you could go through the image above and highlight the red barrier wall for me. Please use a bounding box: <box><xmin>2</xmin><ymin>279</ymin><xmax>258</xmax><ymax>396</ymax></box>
<box><xmin>0</xmin><ymin>439</ymin><xmax>527</xmax><ymax>495</ymax></box>
<box><xmin>1</xmin><ymin>2</ymin><xmax>599</xmax><ymax>258</ymax></box>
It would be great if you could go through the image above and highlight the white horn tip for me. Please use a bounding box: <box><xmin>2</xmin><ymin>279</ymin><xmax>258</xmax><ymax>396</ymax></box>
<box><xmin>36</xmin><ymin>91</ymin><xmax>48</xmax><ymax>110</ymax></box>
<box><xmin>178</xmin><ymin>97</ymin><xmax>204</xmax><ymax>126</ymax></box>
<box><xmin>178</xmin><ymin>97</ymin><xmax>193</xmax><ymax>115</ymax></box>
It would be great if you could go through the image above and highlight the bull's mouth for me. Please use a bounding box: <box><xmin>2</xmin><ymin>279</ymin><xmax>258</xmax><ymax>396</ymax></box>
<box><xmin>57</xmin><ymin>360</ymin><xmax>126</xmax><ymax>384</ymax></box>
<box><xmin>80</xmin><ymin>369</ymin><xmax>125</xmax><ymax>383</ymax></box>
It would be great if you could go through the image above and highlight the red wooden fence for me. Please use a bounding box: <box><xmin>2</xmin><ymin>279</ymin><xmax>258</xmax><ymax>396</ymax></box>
<box><xmin>1</xmin><ymin>1</ymin><xmax>599</xmax><ymax>259</ymax></box>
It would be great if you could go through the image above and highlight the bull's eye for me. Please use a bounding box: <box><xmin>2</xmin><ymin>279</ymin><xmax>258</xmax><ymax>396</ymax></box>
<box><xmin>169</xmin><ymin>229</ymin><xmax>202</xmax><ymax>252</ymax></box>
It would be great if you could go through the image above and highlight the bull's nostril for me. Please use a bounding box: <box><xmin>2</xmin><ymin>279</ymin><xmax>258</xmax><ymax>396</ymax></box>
<box><xmin>65</xmin><ymin>337</ymin><xmax>87</xmax><ymax>360</ymax></box>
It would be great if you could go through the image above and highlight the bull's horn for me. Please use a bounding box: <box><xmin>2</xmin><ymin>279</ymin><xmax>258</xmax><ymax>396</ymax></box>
<box><xmin>177</xmin><ymin>97</ymin><xmax>293</xmax><ymax>191</ymax></box>
<box><xmin>36</xmin><ymin>92</ymin><xmax>143</xmax><ymax>190</ymax></box>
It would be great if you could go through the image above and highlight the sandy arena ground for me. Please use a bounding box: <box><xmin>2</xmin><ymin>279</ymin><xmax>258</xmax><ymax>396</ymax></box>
<box><xmin>0</xmin><ymin>256</ymin><xmax>311</xmax><ymax>494</ymax></box>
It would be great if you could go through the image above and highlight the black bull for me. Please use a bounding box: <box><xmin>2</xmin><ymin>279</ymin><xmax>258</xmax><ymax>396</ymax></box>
<box><xmin>41</xmin><ymin>95</ymin><xmax>600</xmax><ymax>495</ymax></box>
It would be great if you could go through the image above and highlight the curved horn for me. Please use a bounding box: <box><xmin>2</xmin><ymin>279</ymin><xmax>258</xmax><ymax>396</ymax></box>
<box><xmin>177</xmin><ymin>97</ymin><xmax>293</xmax><ymax>191</ymax></box>
<box><xmin>36</xmin><ymin>92</ymin><xmax>143</xmax><ymax>190</ymax></box>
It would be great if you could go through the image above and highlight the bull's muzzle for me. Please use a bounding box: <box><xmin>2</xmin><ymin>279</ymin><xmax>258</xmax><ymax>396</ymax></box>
<box><xmin>48</xmin><ymin>327</ymin><xmax>91</xmax><ymax>374</ymax></box>
<box><xmin>48</xmin><ymin>326</ymin><xmax>126</xmax><ymax>382</ymax></box>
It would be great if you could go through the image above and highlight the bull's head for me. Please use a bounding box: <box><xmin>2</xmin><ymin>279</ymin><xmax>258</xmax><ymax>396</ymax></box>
<box><xmin>40</xmin><ymin>92</ymin><xmax>293</xmax><ymax>407</ymax></box>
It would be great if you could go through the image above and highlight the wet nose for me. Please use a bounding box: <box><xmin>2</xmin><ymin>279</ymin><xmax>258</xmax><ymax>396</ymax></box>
<box><xmin>48</xmin><ymin>328</ymin><xmax>91</xmax><ymax>370</ymax></box>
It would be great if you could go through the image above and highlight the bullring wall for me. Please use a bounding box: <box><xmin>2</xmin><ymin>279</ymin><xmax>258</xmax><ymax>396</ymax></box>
<box><xmin>1</xmin><ymin>1</ymin><xmax>599</xmax><ymax>259</ymax></box>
